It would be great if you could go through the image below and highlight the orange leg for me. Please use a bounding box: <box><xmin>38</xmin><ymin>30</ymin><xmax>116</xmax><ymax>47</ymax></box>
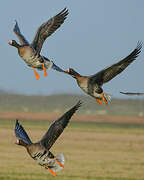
<box><xmin>53</xmin><ymin>158</ymin><xmax>64</xmax><ymax>168</ymax></box>
<box><xmin>32</xmin><ymin>66</ymin><xmax>40</xmax><ymax>80</ymax></box>
<box><xmin>42</xmin><ymin>63</ymin><xmax>48</xmax><ymax>77</ymax></box>
<box><xmin>45</xmin><ymin>166</ymin><xmax>56</xmax><ymax>176</ymax></box>
<box><xmin>101</xmin><ymin>92</ymin><xmax>108</xmax><ymax>104</ymax></box>
<box><xmin>96</xmin><ymin>98</ymin><xmax>103</xmax><ymax>105</ymax></box>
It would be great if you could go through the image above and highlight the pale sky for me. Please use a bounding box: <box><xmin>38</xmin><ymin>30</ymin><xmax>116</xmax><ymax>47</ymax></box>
<box><xmin>0</xmin><ymin>0</ymin><xmax>144</xmax><ymax>97</ymax></box>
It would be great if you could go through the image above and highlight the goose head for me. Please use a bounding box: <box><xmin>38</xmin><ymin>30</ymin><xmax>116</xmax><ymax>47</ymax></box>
<box><xmin>65</xmin><ymin>68</ymin><xmax>81</xmax><ymax>79</ymax></box>
<box><xmin>15</xmin><ymin>139</ymin><xmax>29</xmax><ymax>147</ymax></box>
<box><xmin>8</xmin><ymin>40</ymin><xmax>20</xmax><ymax>48</ymax></box>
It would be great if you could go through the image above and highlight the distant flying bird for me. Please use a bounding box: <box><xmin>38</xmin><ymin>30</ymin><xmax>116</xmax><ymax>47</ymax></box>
<box><xmin>120</xmin><ymin>92</ymin><xmax>144</xmax><ymax>96</ymax></box>
<box><xmin>8</xmin><ymin>8</ymin><xmax>68</xmax><ymax>80</ymax></box>
<box><xmin>14</xmin><ymin>101</ymin><xmax>81</xmax><ymax>176</ymax></box>
<box><xmin>64</xmin><ymin>42</ymin><xmax>142</xmax><ymax>104</ymax></box>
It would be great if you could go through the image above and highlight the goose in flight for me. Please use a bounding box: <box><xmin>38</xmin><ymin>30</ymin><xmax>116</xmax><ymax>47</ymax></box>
<box><xmin>64</xmin><ymin>42</ymin><xmax>142</xmax><ymax>104</ymax></box>
<box><xmin>9</xmin><ymin>8</ymin><xmax>68</xmax><ymax>80</ymax></box>
<box><xmin>14</xmin><ymin>101</ymin><xmax>81</xmax><ymax>176</ymax></box>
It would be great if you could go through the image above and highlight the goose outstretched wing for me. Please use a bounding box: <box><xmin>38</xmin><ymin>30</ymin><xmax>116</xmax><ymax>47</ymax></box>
<box><xmin>15</xmin><ymin>120</ymin><xmax>32</xmax><ymax>145</ymax></box>
<box><xmin>120</xmin><ymin>91</ymin><xmax>144</xmax><ymax>96</ymax></box>
<box><xmin>40</xmin><ymin>101</ymin><xmax>82</xmax><ymax>150</ymax></box>
<box><xmin>89</xmin><ymin>42</ymin><xmax>142</xmax><ymax>86</ymax></box>
<box><xmin>31</xmin><ymin>8</ymin><xmax>68</xmax><ymax>54</ymax></box>
<box><xmin>13</xmin><ymin>21</ymin><xmax>29</xmax><ymax>45</ymax></box>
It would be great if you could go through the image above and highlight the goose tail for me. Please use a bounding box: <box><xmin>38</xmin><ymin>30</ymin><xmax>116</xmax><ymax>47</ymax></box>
<box><xmin>52</xmin><ymin>153</ymin><xmax>65</xmax><ymax>173</ymax></box>
<box><xmin>45</xmin><ymin>153</ymin><xmax>65</xmax><ymax>174</ymax></box>
<box><xmin>104</xmin><ymin>93</ymin><xmax>112</xmax><ymax>102</ymax></box>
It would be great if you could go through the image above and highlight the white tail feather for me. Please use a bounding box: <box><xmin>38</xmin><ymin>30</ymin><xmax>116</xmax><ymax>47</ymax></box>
<box><xmin>45</xmin><ymin>61</ymin><xmax>53</xmax><ymax>70</ymax></box>
<box><xmin>104</xmin><ymin>93</ymin><xmax>112</xmax><ymax>102</ymax></box>
<box><xmin>52</xmin><ymin>153</ymin><xmax>65</xmax><ymax>173</ymax></box>
<box><xmin>45</xmin><ymin>153</ymin><xmax>65</xmax><ymax>173</ymax></box>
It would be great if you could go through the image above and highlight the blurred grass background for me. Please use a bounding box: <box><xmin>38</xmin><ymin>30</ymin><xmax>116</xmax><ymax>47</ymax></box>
<box><xmin>0</xmin><ymin>93</ymin><xmax>143</xmax><ymax>116</ymax></box>
<box><xmin>0</xmin><ymin>93</ymin><xmax>144</xmax><ymax>180</ymax></box>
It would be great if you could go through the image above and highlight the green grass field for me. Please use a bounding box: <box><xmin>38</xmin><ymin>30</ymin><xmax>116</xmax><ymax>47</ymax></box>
<box><xmin>0</xmin><ymin>119</ymin><xmax>144</xmax><ymax>180</ymax></box>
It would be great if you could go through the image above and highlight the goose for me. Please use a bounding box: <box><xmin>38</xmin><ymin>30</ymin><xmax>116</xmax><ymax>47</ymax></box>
<box><xmin>64</xmin><ymin>42</ymin><xmax>142</xmax><ymax>104</ymax></box>
<box><xmin>9</xmin><ymin>8</ymin><xmax>68</xmax><ymax>80</ymax></box>
<box><xmin>14</xmin><ymin>101</ymin><xmax>81</xmax><ymax>176</ymax></box>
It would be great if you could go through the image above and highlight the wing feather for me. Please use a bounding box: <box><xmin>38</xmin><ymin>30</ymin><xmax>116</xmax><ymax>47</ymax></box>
<box><xmin>120</xmin><ymin>92</ymin><xmax>144</xmax><ymax>96</ymax></box>
<box><xmin>89</xmin><ymin>42</ymin><xmax>142</xmax><ymax>85</ymax></box>
<box><xmin>31</xmin><ymin>8</ymin><xmax>68</xmax><ymax>53</ymax></box>
<box><xmin>13</xmin><ymin>20</ymin><xmax>29</xmax><ymax>45</ymax></box>
<box><xmin>15</xmin><ymin>120</ymin><xmax>32</xmax><ymax>145</ymax></box>
<box><xmin>40</xmin><ymin>101</ymin><xmax>82</xmax><ymax>150</ymax></box>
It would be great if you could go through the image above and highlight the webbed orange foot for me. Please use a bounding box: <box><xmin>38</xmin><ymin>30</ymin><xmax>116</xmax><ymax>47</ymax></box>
<box><xmin>101</xmin><ymin>92</ymin><xmax>108</xmax><ymax>104</ymax></box>
<box><xmin>53</xmin><ymin>158</ymin><xmax>64</xmax><ymax>168</ymax></box>
<box><xmin>32</xmin><ymin>66</ymin><xmax>40</xmax><ymax>80</ymax></box>
<box><xmin>96</xmin><ymin>98</ymin><xmax>103</xmax><ymax>105</ymax></box>
<box><xmin>42</xmin><ymin>63</ymin><xmax>48</xmax><ymax>77</ymax></box>
<box><xmin>45</xmin><ymin>165</ymin><xmax>56</xmax><ymax>176</ymax></box>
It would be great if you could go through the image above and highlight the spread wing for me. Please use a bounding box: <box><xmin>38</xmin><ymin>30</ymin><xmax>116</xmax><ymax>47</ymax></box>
<box><xmin>120</xmin><ymin>91</ymin><xmax>144</xmax><ymax>96</ymax></box>
<box><xmin>13</xmin><ymin>20</ymin><xmax>29</xmax><ymax>45</ymax></box>
<box><xmin>40</xmin><ymin>101</ymin><xmax>82</xmax><ymax>150</ymax></box>
<box><xmin>89</xmin><ymin>42</ymin><xmax>142</xmax><ymax>86</ymax></box>
<box><xmin>31</xmin><ymin>8</ymin><xmax>68</xmax><ymax>54</ymax></box>
<box><xmin>15</xmin><ymin>119</ymin><xmax>32</xmax><ymax>145</ymax></box>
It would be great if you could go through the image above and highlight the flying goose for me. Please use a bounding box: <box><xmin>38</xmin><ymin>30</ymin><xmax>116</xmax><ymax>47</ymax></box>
<box><xmin>14</xmin><ymin>101</ymin><xmax>81</xmax><ymax>176</ymax></box>
<box><xmin>9</xmin><ymin>8</ymin><xmax>68</xmax><ymax>80</ymax></box>
<box><xmin>64</xmin><ymin>42</ymin><xmax>142</xmax><ymax>104</ymax></box>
